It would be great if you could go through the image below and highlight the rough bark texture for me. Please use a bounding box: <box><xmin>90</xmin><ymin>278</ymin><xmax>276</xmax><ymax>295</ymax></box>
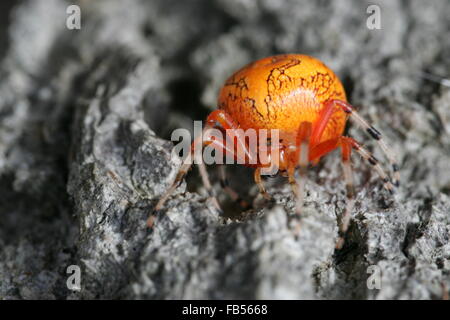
<box><xmin>0</xmin><ymin>0</ymin><xmax>449</xmax><ymax>300</ymax></box>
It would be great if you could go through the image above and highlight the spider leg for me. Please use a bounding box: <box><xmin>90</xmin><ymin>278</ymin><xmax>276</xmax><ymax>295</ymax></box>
<box><xmin>151</xmin><ymin>125</ymin><xmax>222</xmax><ymax>221</ymax></box>
<box><xmin>253</xmin><ymin>141</ymin><xmax>287</xmax><ymax>201</ymax></box>
<box><xmin>151</xmin><ymin>126</ymin><xmax>228</xmax><ymax>226</ymax></box>
<box><xmin>336</xmin><ymin>136</ymin><xmax>356</xmax><ymax>249</ymax></box>
<box><xmin>151</xmin><ymin>109</ymin><xmax>256</xmax><ymax>226</ymax></box>
<box><xmin>332</xmin><ymin>99</ymin><xmax>400</xmax><ymax>187</ymax></box>
<box><xmin>309</xmin><ymin>138</ymin><xmax>340</xmax><ymax>163</ymax></box>
<box><xmin>206</xmin><ymin>109</ymin><xmax>257</xmax><ymax>164</ymax></box>
<box><xmin>341</xmin><ymin>136</ymin><xmax>395</xmax><ymax>194</ymax></box>
<box><xmin>200</xmin><ymin>127</ymin><xmax>256</xmax><ymax>211</ymax></box>
<box><xmin>310</xmin><ymin>99</ymin><xmax>340</xmax><ymax>147</ymax></box>
<box><xmin>294</xmin><ymin>121</ymin><xmax>312</xmax><ymax>216</ymax></box>
<box><xmin>218</xmin><ymin>164</ymin><xmax>251</xmax><ymax>208</ymax></box>
<box><xmin>209</xmin><ymin>109</ymin><xmax>268</xmax><ymax>203</ymax></box>
<box><xmin>287</xmin><ymin>165</ymin><xmax>298</xmax><ymax>197</ymax></box>
<box><xmin>196</xmin><ymin>135</ymin><xmax>222</xmax><ymax>214</ymax></box>
<box><xmin>153</xmin><ymin>161</ymin><xmax>192</xmax><ymax>213</ymax></box>
<box><xmin>206</xmin><ymin>109</ymin><xmax>259</xmax><ymax>205</ymax></box>
<box><xmin>153</xmin><ymin>134</ymin><xmax>201</xmax><ymax>215</ymax></box>
<box><xmin>254</xmin><ymin>167</ymin><xmax>271</xmax><ymax>200</ymax></box>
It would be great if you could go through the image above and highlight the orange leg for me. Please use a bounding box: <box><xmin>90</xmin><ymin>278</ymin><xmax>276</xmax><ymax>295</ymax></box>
<box><xmin>310</xmin><ymin>100</ymin><xmax>340</xmax><ymax>147</ymax></box>
<box><xmin>206</xmin><ymin>109</ymin><xmax>237</xmax><ymax>130</ymax></box>
<box><xmin>309</xmin><ymin>98</ymin><xmax>347</xmax><ymax>164</ymax></box>
<box><xmin>254</xmin><ymin>167</ymin><xmax>271</xmax><ymax>200</ymax></box>
<box><xmin>206</xmin><ymin>109</ymin><xmax>257</xmax><ymax>164</ymax></box>
<box><xmin>287</xmin><ymin>165</ymin><xmax>298</xmax><ymax>198</ymax></box>
<box><xmin>252</xmin><ymin>143</ymin><xmax>288</xmax><ymax>201</ymax></box>
<box><xmin>309</xmin><ymin>138</ymin><xmax>340</xmax><ymax>164</ymax></box>
<box><xmin>292</xmin><ymin>121</ymin><xmax>312</xmax><ymax>216</ymax></box>
<box><xmin>151</xmin><ymin>110</ymin><xmax>253</xmax><ymax>226</ymax></box>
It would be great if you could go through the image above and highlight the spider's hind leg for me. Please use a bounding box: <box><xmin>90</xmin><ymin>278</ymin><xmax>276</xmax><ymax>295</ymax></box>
<box><xmin>341</xmin><ymin>136</ymin><xmax>395</xmax><ymax>194</ymax></box>
<box><xmin>335</xmin><ymin>136</ymin><xmax>396</xmax><ymax>248</ymax></box>
<box><xmin>332</xmin><ymin>99</ymin><xmax>400</xmax><ymax>187</ymax></box>
<box><xmin>336</xmin><ymin>136</ymin><xmax>356</xmax><ymax>249</ymax></box>
<box><xmin>293</xmin><ymin>121</ymin><xmax>313</xmax><ymax>216</ymax></box>
<box><xmin>254</xmin><ymin>167</ymin><xmax>271</xmax><ymax>200</ymax></box>
<box><xmin>219</xmin><ymin>164</ymin><xmax>251</xmax><ymax>209</ymax></box>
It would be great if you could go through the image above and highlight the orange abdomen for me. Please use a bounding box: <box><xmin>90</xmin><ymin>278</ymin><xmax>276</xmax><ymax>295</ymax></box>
<box><xmin>218</xmin><ymin>54</ymin><xmax>348</xmax><ymax>144</ymax></box>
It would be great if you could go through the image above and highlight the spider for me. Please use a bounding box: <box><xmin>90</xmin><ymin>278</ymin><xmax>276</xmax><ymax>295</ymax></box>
<box><xmin>152</xmin><ymin>54</ymin><xmax>399</xmax><ymax>248</ymax></box>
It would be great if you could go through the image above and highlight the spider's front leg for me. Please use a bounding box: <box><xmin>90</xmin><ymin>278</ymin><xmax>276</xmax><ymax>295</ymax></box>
<box><xmin>152</xmin><ymin>121</ymin><xmax>220</xmax><ymax>220</ymax></box>
<box><xmin>206</xmin><ymin>110</ymin><xmax>257</xmax><ymax>164</ymax></box>
<box><xmin>149</xmin><ymin>109</ymin><xmax>253</xmax><ymax>226</ymax></box>
<box><xmin>206</xmin><ymin>109</ymin><xmax>257</xmax><ymax>208</ymax></box>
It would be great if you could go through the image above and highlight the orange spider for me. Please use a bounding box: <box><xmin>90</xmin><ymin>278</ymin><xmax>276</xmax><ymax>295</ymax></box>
<box><xmin>153</xmin><ymin>54</ymin><xmax>399</xmax><ymax>248</ymax></box>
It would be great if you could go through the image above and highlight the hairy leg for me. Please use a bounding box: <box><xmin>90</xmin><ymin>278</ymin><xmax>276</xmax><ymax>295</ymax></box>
<box><xmin>287</xmin><ymin>165</ymin><xmax>298</xmax><ymax>197</ymax></box>
<box><xmin>331</xmin><ymin>99</ymin><xmax>400</xmax><ymax>187</ymax></box>
<box><xmin>254</xmin><ymin>167</ymin><xmax>271</xmax><ymax>200</ymax></box>
<box><xmin>294</xmin><ymin>121</ymin><xmax>312</xmax><ymax>216</ymax></box>
<box><xmin>336</xmin><ymin>136</ymin><xmax>356</xmax><ymax>249</ymax></box>
<box><xmin>151</xmin><ymin>125</ymin><xmax>221</xmax><ymax>223</ymax></box>
<box><xmin>218</xmin><ymin>165</ymin><xmax>250</xmax><ymax>208</ymax></box>
<box><xmin>206</xmin><ymin>109</ymin><xmax>256</xmax><ymax>164</ymax></box>
<box><xmin>341</xmin><ymin>136</ymin><xmax>395</xmax><ymax>194</ymax></box>
<box><xmin>151</xmin><ymin>109</ymin><xmax>258</xmax><ymax>226</ymax></box>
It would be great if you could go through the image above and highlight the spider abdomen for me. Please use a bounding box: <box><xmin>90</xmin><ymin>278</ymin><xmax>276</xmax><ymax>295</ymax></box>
<box><xmin>218</xmin><ymin>54</ymin><xmax>348</xmax><ymax>143</ymax></box>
